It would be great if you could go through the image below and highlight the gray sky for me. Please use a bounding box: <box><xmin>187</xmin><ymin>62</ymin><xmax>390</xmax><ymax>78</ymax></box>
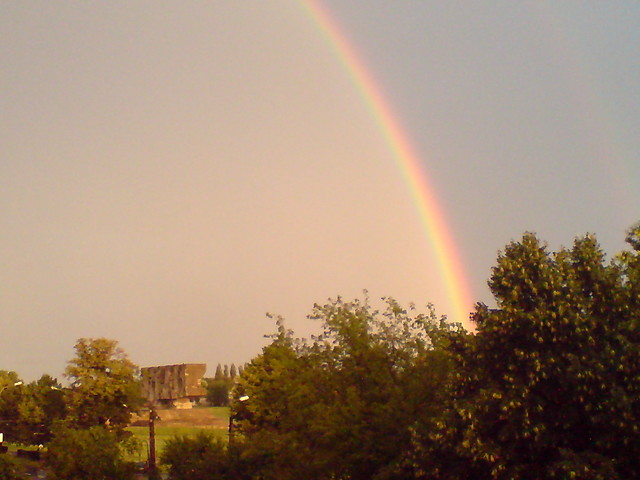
<box><xmin>2</xmin><ymin>1</ymin><xmax>639</xmax><ymax>381</ymax></box>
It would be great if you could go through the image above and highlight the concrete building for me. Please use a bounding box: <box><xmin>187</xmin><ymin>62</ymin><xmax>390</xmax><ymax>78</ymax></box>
<box><xmin>141</xmin><ymin>363</ymin><xmax>207</xmax><ymax>409</ymax></box>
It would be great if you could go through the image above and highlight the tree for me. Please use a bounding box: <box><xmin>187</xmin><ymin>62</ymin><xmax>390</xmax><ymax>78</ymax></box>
<box><xmin>206</xmin><ymin>379</ymin><xmax>231</xmax><ymax>407</ymax></box>
<box><xmin>46</xmin><ymin>424</ymin><xmax>138</xmax><ymax>480</ymax></box>
<box><xmin>0</xmin><ymin>370</ymin><xmax>21</xmax><ymax>391</ymax></box>
<box><xmin>64</xmin><ymin>338</ymin><xmax>141</xmax><ymax>432</ymax></box>
<box><xmin>13</xmin><ymin>375</ymin><xmax>66</xmax><ymax>445</ymax></box>
<box><xmin>232</xmin><ymin>322</ymin><xmax>309</xmax><ymax>480</ymax></box>
<box><xmin>0</xmin><ymin>372</ymin><xmax>66</xmax><ymax>446</ymax></box>
<box><xmin>234</xmin><ymin>296</ymin><xmax>462</xmax><ymax>480</ymax></box>
<box><xmin>49</xmin><ymin>338</ymin><xmax>142</xmax><ymax>478</ymax></box>
<box><xmin>0</xmin><ymin>370</ymin><xmax>23</xmax><ymax>443</ymax></box>
<box><xmin>214</xmin><ymin>364</ymin><xmax>223</xmax><ymax>380</ymax></box>
<box><xmin>442</xmin><ymin>228</ymin><xmax>640</xmax><ymax>478</ymax></box>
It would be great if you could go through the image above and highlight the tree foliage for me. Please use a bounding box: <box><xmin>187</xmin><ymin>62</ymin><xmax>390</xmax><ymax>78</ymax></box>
<box><xmin>45</xmin><ymin>339</ymin><xmax>142</xmax><ymax>479</ymax></box>
<box><xmin>222</xmin><ymin>225</ymin><xmax>640</xmax><ymax>479</ymax></box>
<box><xmin>3</xmin><ymin>224</ymin><xmax>640</xmax><ymax>479</ymax></box>
<box><xmin>64</xmin><ymin>338</ymin><xmax>141</xmax><ymax>432</ymax></box>
<box><xmin>0</xmin><ymin>339</ymin><xmax>144</xmax><ymax>478</ymax></box>
<box><xmin>438</xmin><ymin>227</ymin><xmax>640</xmax><ymax>479</ymax></box>
<box><xmin>0</xmin><ymin>370</ymin><xmax>21</xmax><ymax>391</ymax></box>
<box><xmin>205</xmin><ymin>379</ymin><xmax>231</xmax><ymax>407</ymax></box>
<box><xmin>0</xmin><ymin>372</ymin><xmax>65</xmax><ymax>445</ymax></box>
<box><xmin>233</xmin><ymin>296</ymin><xmax>462</xmax><ymax>480</ymax></box>
<box><xmin>204</xmin><ymin>363</ymin><xmax>240</xmax><ymax>406</ymax></box>
<box><xmin>46</xmin><ymin>424</ymin><xmax>138</xmax><ymax>480</ymax></box>
<box><xmin>14</xmin><ymin>375</ymin><xmax>66</xmax><ymax>445</ymax></box>
<box><xmin>0</xmin><ymin>454</ymin><xmax>25</xmax><ymax>480</ymax></box>
<box><xmin>161</xmin><ymin>432</ymin><xmax>253</xmax><ymax>480</ymax></box>
<box><xmin>0</xmin><ymin>370</ymin><xmax>23</xmax><ymax>443</ymax></box>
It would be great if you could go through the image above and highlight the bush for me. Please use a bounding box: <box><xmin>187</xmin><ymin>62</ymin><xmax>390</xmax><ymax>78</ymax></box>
<box><xmin>0</xmin><ymin>454</ymin><xmax>26</xmax><ymax>480</ymax></box>
<box><xmin>161</xmin><ymin>432</ymin><xmax>254</xmax><ymax>480</ymax></box>
<box><xmin>46</xmin><ymin>425</ymin><xmax>138</xmax><ymax>480</ymax></box>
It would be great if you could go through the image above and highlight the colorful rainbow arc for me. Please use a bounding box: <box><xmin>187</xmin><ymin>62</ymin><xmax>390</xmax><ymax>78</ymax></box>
<box><xmin>300</xmin><ymin>0</ymin><xmax>474</xmax><ymax>325</ymax></box>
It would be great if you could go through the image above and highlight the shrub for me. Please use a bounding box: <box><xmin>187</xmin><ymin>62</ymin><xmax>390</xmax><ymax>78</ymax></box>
<box><xmin>0</xmin><ymin>454</ymin><xmax>26</xmax><ymax>480</ymax></box>
<box><xmin>46</xmin><ymin>424</ymin><xmax>138</xmax><ymax>480</ymax></box>
<box><xmin>161</xmin><ymin>432</ymin><xmax>254</xmax><ymax>480</ymax></box>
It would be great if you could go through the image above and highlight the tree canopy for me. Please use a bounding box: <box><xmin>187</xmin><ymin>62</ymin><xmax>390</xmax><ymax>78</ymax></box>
<box><xmin>64</xmin><ymin>337</ymin><xmax>141</xmax><ymax>432</ymax></box>
<box><xmin>0</xmin><ymin>372</ymin><xmax>65</xmax><ymax>446</ymax></box>
<box><xmin>4</xmin><ymin>224</ymin><xmax>640</xmax><ymax>480</ymax></box>
<box><xmin>224</xmin><ymin>224</ymin><xmax>640</xmax><ymax>479</ymax></box>
<box><xmin>233</xmin><ymin>296</ymin><xmax>462</xmax><ymax>480</ymax></box>
<box><xmin>434</xmin><ymin>225</ymin><xmax>640</xmax><ymax>479</ymax></box>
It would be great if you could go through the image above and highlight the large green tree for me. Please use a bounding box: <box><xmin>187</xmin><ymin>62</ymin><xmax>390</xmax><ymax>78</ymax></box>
<box><xmin>0</xmin><ymin>372</ymin><xmax>66</xmax><ymax>446</ymax></box>
<box><xmin>234</xmin><ymin>296</ymin><xmax>462</xmax><ymax>480</ymax></box>
<box><xmin>64</xmin><ymin>338</ymin><xmax>141</xmax><ymax>432</ymax></box>
<box><xmin>0</xmin><ymin>370</ymin><xmax>23</xmax><ymax>443</ymax></box>
<box><xmin>45</xmin><ymin>338</ymin><xmax>142</xmax><ymax>479</ymax></box>
<box><xmin>15</xmin><ymin>375</ymin><xmax>66</xmax><ymax>445</ymax></box>
<box><xmin>441</xmin><ymin>227</ymin><xmax>640</xmax><ymax>479</ymax></box>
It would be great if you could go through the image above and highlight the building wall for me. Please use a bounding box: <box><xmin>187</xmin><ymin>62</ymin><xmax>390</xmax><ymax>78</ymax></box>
<box><xmin>141</xmin><ymin>363</ymin><xmax>206</xmax><ymax>407</ymax></box>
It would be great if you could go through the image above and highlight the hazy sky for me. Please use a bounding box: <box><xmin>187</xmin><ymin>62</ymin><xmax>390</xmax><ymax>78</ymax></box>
<box><xmin>2</xmin><ymin>1</ymin><xmax>639</xmax><ymax>381</ymax></box>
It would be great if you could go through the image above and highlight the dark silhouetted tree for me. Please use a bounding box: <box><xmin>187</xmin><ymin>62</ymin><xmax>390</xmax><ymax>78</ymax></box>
<box><xmin>440</xmin><ymin>227</ymin><xmax>640</xmax><ymax>478</ymax></box>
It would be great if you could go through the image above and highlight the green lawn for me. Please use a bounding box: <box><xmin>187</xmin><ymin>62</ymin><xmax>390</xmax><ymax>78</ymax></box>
<box><xmin>207</xmin><ymin>406</ymin><xmax>231</xmax><ymax>424</ymax></box>
<box><xmin>127</xmin><ymin>406</ymin><xmax>230</xmax><ymax>464</ymax></box>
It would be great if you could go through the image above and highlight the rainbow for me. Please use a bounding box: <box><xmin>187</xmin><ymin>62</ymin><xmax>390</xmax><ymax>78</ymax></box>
<box><xmin>299</xmin><ymin>0</ymin><xmax>474</xmax><ymax>325</ymax></box>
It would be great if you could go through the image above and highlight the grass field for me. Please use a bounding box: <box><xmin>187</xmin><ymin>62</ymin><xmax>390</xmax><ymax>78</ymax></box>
<box><xmin>127</xmin><ymin>406</ymin><xmax>230</xmax><ymax>464</ymax></box>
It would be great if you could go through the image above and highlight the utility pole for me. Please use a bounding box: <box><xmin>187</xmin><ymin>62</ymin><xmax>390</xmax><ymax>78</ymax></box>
<box><xmin>148</xmin><ymin>407</ymin><xmax>160</xmax><ymax>480</ymax></box>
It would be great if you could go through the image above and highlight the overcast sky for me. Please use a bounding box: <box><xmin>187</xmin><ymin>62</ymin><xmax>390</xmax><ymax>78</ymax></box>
<box><xmin>2</xmin><ymin>1</ymin><xmax>639</xmax><ymax>381</ymax></box>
